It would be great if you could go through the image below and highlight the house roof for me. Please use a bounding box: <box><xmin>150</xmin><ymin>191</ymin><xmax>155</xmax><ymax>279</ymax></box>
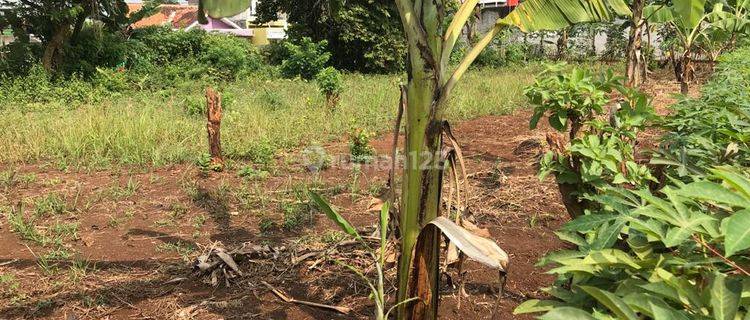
<box><xmin>127</xmin><ymin>3</ymin><xmax>252</xmax><ymax>37</ymax></box>
<box><xmin>128</xmin><ymin>4</ymin><xmax>199</xmax><ymax>29</ymax></box>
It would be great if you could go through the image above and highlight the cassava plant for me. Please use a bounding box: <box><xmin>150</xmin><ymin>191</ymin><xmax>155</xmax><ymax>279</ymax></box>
<box><xmin>527</xmin><ymin>66</ymin><xmax>655</xmax><ymax>218</ymax></box>
<box><xmin>516</xmin><ymin>167</ymin><xmax>750</xmax><ymax>320</ymax></box>
<box><xmin>315</xmin><ymin>66</ymin><xmax>343</xmax><ymax>109</ymax></box>
<box><xmin>197</xmin><ymin>1</ymin><xmax>631</xmax><ymax>319</ymax></box>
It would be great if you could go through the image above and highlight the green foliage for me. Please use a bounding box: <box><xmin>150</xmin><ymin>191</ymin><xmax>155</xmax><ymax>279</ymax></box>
<box><xmin>472</xmin><ymin>31</ymin><xmax>529</xmax><ymax>68</ymax></box>
<box><xmin>256</xmin><ymin>0</ymin><xmax>406</xmax><ymax>73</ymax></box>
<box><xmin>199</xmin><ymin>34</ymin><xmax>262</xmax><ymax>79</ymax></box>
<box><xmin>526</xmin><ymin>65</ymin><xmax>617</xmax><ymax>132</ymax></box>
<box><xmin>349</xmin><ymin>128</ymin><xmax>375</xmax><ymax>163</ymax></box>
<box><xmin>280</xmin><ymin>37</ymin><xmax>331</xmax><ymax>80</ymax></box>
<box><xmin>315</xmin><ymin>66</ymin><xmax>343</xmax><ymax>107</ymax></box>
<box><xmin>657</xmin><ymin>47</ymin><xmax>750</xmax><ymax>175</ymax></box>
<box><xmin>518</xmin><ymin>168</ymin><xmax>750</xmax><ymax>320</ymax></box>
<box><xmin>195</xmin><ymin>153</ymin><xmax>221</xmax><ymax>173</ymax></box>
<box><xmin>519</xmin><ymin>48</ymin><xmax>750</xmax><ymax>320</ymax></box>
<box><xmin>602</xmin><ymin>21</ymin><xmax>628</xmax><ymax>60</ymax></box>
<box><xmin>315</xmin><ymin>67</ymin><xmax>343</xmax><ymax>96</ymax></box>
<box><xmin>237</xmin><ymin>166</ymin><xmax>270</xmax><ymax>180</ymax></box>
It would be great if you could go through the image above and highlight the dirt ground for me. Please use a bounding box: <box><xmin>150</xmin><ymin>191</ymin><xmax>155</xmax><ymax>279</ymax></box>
<box><xmin>0</xmin><ymin>74</ymin><xmax>700</xmax><ymax>320</ymax></box>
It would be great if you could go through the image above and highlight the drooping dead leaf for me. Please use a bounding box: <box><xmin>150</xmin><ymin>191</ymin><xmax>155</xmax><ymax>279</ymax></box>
<box><xmin>446</xmin><ymin>219</ymin><xmax>493</xmax><ymax>265</ymax></box>
<box><xmin>425</xmin><ymin>216</ymin><xmax>508</xmax><ymax>272</ymax></box>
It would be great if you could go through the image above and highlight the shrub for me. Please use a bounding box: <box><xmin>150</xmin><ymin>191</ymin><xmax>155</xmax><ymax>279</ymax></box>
<box><xmin>517</xmin><ymin>47</ymin><xmax>750</xmax><ymax>320</ymax></box>
<box><xmin>528</xmin><ymin>65</ymin><xmax>656</xmax><ymax>218</ymax></box>
<box><xmin>655</xmin><ymin>47</ymin><xmax>750</xmax><ymax>176</ymax></box>
<box><xmin>131</xmin><ymin>27</ymin><xmax>205</xmax><ymax>64</ymax></box>
<box><xmin>349</xmin><ymin>128</ymin><xmax>375</xmax><ymax>163</ymax></box>
<box><xmin>315</xmin><ymin>67</ymin><xmax>343</xmax><ymax>108</ymax></box>
<box><xmin>62</xmin><ymin>25</ymin><xmax>134</xmax><ymax>78</ymax></box>
<box><xmin>0</xmin><ymin>40</ymin><xmax>42</xmax><ymax>77</ymax></box>
<box><xmin>261</xmin><ymin>40</ymin><xmax>291</xmax><ymax>65</ymax></box>
<box><xmin>280</xmin><ymin>37</ymin><xmax>331</xmax><ymax>80</ymax></box>
<box><xmin>200</xmin><ymin>34</ymin><xmax>262</xmax><ymax>79</ymax></box>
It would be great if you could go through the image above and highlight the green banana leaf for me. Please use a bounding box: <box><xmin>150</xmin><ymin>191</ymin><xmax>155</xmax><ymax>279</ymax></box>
<box><xmin>497</xmin><ymin>0</ymin><xmax>632</xmax><ymax>32</ymax></box>
<box><xmin>197</xmin><ymin>0</ymin><xmax>252</xmax><ymax>24</ymax></box>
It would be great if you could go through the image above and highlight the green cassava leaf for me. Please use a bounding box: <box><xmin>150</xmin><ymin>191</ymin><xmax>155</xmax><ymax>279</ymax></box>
<box><xmin>514</xmin><ymin>299</ymin><xmax>565</xmax><ymax>314</ymax></box>
<box><xmin>562</xmin><ymin>214</ymin><xmax>619</xmax><ymax>232</ymax></box>
<box><xmin>710</xmin><ymin>272</ymin><xmax>741</xmax><ymax>320</ymax></box>
<box><xmin>723</xmin><ymin>209</ymin><xmax>750</xmax><ymax>257</ymax></box>
<box><xmin>711</xmin><ymin>167</ymin><xmax>750</xmax><ymax>200</ymax></box>
<box><xmin>579</xmin><ymin>286</ymin><xmax>639</xmax><ymax>320</ymax></box>
<box><xmin>539</xmin><ymin>307</ymin><xmax>597</xmax><ymax>320</ymax></box>
<box><xmin>679</xmin><ymin>181</ymin><xmax>750</xmax><ymax>208</ymax></box>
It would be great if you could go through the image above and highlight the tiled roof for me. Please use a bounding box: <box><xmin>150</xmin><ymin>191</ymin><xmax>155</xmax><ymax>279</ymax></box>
<box><xmin>127</xmin><ymin>4</ymin><xmax>200</xmax><ymax>29</ymax></box>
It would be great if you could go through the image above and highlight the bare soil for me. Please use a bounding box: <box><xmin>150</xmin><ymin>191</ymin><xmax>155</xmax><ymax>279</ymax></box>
<box><xmin>0</xmin><ymin>74</ymin><xmax>698</xmax><ymax>320</ymax></box>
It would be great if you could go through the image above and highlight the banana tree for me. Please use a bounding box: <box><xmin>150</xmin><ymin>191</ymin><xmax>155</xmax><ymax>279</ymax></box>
<box><xmin>645</xmin><ymin>0</ymin><xmax>710</xmax><ymax>94</ymax></box>
<box><xmin>392</xmin><ymin>0</ymin><xmax>630</xmax><ymax>318</ymax></box>
<box><xmin>626</xmin><ymin>0</ymin><xmax>647</xmax><ymax>87</ymax></box>
<box><xmin>198</xmin><ymin>0</ymin><xmax>630</xmax><ymax>319</ymax></box>
<box><xmin>701</xmin><ymin>1</ymin><xmax>750</xmax><ymax>60</ymax></box>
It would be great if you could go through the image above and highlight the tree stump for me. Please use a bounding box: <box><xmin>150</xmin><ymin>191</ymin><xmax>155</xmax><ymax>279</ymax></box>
<box><xmin>206</xmin><ymin>87</ymin><xmax>224</xmax><ymax>170</ymax></box>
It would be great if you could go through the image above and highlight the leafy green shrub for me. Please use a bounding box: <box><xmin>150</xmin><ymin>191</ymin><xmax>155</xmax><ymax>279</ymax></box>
<box><xmin>473</xmin><ymin>34</ymin><xmax>526</xmax><ymax>68</ymax></box>
<box><xmin>315</xmin><ymin>67</ymin><xmax>343</xmax><ymax>108</ymax></box>
<box><xmin>131</xmin><ymin>27</ymin><xmax>205</xmax><ymax>64</ymax></box>
<box><xmin>280</xmin><ymin>37</ymin><xmax>331</xmax><ymax>80</ymax></box>
<box><xmin>0</xmin><ymin>40</ymin><xmax>42</xmax><ymax>77</ymax></box>
<box><xmin>200</xmin><ymin>34</ymin><xmax>263</xmax><ymax>79</ymax></box>
<box><xmin>62</xmin><ymin>25</ymin><xmax>134</xmax><ymax>77</ymax></box>
<box><xmin>528</xmin><ymin>65</ymin><xmax>655</xmax><ymax>218</ymax></box>
<box><xmin>657</xmin><ymin>47</ymin><xmax>750</xmax><ymax>176</ymax></box>
<box><xmin>195</xmin><ymin>153</ymin><xmax>221</xmax><ymax>173</ymax></box>
<box><xmin>517</xmin><ymin>168</ymin><xmax>750</xmax><ymax>320</ymax></box>
<box><xmin>349</xmin><ymin>129</ymin><xmax>375</xmax><ymax>163</ymax></box>
<box><xmin>518</xmin><ymin>48</ymin><xmax>750</xmax><ymax>320</ymax></box>
<box><xmin>92</xmin><ymin>68</ymin><xmax>129</xmax><ymax>93</ymax></box>
<box><xmin>261</xmin><ymin>40</ymin><xmax>291</xmax><ymax>65</ymax></box>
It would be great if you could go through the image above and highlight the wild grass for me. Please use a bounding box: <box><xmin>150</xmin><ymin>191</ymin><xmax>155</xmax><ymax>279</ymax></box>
<box><xmin>0</xmin><ymin>66</ymin><xmax>538</xmax><ymax>168</ymax></box>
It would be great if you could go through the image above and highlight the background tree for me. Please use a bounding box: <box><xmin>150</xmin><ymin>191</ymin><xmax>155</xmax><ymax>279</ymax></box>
<box><xmin>0</xmin><ymin>0</ymin><xmax>151</xmax><ymax>72</ymax></box>
<box><xmin>256</xmin><ymin>0</ymin><xmax>407</xmax><ymax>73</ymax></box>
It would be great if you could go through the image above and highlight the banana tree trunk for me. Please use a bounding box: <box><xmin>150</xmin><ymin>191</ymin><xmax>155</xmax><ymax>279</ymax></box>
<box><xmin>625</xmin><ymin>0</ymin><xmax>645</xmax><ymax>87</ymax></box>
<box><xmin>393</xmin><ymin>1</ymin><xmax>447</xmax><ymax>318</ymax></box>
<box><xmin>680</xmin><ymin>48</ymin><xmax>692</xmax><ymax>94</ymax></box>
<box><xmin>396</xmin><ymin>61</ymin><xmax>446</xmax><ymax>320</ymax></box>
<box><xmin>557</xmin><ymin>28</ymin><xmax>569</xmax><ymax>60</ymax></box>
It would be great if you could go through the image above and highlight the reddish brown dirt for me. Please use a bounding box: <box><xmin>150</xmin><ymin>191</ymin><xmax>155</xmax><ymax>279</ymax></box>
<box><xmin>0</xmin><ymin>73</ymin><xmax>694</xmax><ymax>320</ymax></box>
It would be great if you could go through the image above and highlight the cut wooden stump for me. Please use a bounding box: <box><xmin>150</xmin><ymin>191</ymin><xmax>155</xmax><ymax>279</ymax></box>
<box><xmin>206</xmin><ymin>87</ymin><xmax>224</xmax><ymax>170</ymax></box>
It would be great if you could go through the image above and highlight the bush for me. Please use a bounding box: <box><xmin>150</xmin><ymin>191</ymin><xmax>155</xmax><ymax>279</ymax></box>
<box><xmin>261</xmin><ymin>40</ymin><xmax>291</xmax><ymax>65</ymax></box>
<box><xmin>131</xmin><ymin>27</ymin><xmax>205</xmax><ymax>64</ymax></box>
<box><xmin>200</xmin><ymin>34</ymin><xmax>263</xmax><ymax>79</ymax></box>
<box><xmin>62</xmin><ymin>25</ymin><xmax>135</xmax><ymax>77</ymax></box>
<box><xmin>349</xmin><ymin>129</ymin><xmax>375</xmax><ymax>163</ymax></box>
<box><xmin>656</xmin><ymin>47</ymin><xmax>750</xmax><ymax>175</ymax></box>
<box><xmin>280</xmin><ymin>37</ymin><xmax>331</xmax><ymax>80</ymax></box>
<box><xmin>315</xmin><ymin>67</ymin><xmax>343</xmax><ymax>108</ymax></box>
<box><xmin>0</xmin><ymin>40</ymin><xmax>42</xmax><ymax>77</ymax></box>
<box><xmin>516</xmin><ymin>48</ymin><xmax>750</xmax><ymax>320</ymax></box>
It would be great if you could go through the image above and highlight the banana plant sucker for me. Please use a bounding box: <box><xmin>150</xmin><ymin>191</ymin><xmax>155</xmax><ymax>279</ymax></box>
<box><xmin>392</xmin><ymin>0</ymin><xmax>631</xmax><ymax>318</ymax></box>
